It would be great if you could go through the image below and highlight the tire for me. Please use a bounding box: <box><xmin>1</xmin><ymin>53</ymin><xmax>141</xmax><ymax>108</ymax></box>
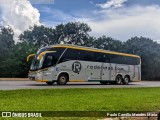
<box><xmin>46</xmin><ymin>82</ymin><xmax>54</xmax><ymax>85</ymax></box>
<box><xmin>115</xmin><ymin>75</ymin><xmax>123</xmax><ymax>85</ymax></box>
<box><xmin>57</xmin><ymin>74</ymin><xmax>68</xmax><ymax>85</ymax></box>
<box><xmin>123</xmin><ymin>76</ymin><xmax>130</xmax><ymax>85</ymax></box>
<box><xmin>100</xmin><ymin>81</ymin><xmax>108</xmax><ymax>85</ymax></box>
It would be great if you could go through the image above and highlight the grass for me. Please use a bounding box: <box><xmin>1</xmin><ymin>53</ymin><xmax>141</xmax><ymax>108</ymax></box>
<box><xmin>0</xmin><ymin>87</ymin><xmax>160</xmax><ymax>112</ymax></box>
<box><xmin>0</xmin><ymin>88</ymin><xmax>160</xmax><ymax>120</ymax></box>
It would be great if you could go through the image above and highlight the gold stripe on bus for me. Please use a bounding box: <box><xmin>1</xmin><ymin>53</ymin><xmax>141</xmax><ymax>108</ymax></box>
<box><xmin>36</xmin><ymin>80</ymin><xmax>48</xmax><ymax>82</ymax></box>
<box><xmin>69</xmin><ymin>80</ymin><xmax>86</xmax><ymax>82</ymax></box>
<box><xmin>53</xmin><ymin>45</ymin><xmax>140</xmax><ymax>58</ymax></box>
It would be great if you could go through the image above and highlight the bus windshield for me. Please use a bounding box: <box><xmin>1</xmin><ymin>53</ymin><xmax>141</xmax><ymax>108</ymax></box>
<box><xmin>30</xmin><ymin>51</ymin><xmax>56</xmax><ymax>71</ymax></box>
<box><xmin>30</xmin><ymin>57</ymin><xmax>44</xmax><ymax>71</ymax></box>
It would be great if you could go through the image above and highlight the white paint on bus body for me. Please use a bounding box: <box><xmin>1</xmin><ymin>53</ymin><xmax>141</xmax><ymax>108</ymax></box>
<box><xmin>28</xmin><ymin>44</ymin><xmax>141</xmax><ymax>83</ymax></box>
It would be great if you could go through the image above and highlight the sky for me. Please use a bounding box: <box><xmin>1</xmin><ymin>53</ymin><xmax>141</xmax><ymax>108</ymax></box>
<box><xmin>0</xmin><ymin>0</ymin><xmax>160</xmax><ymax>42</ymax></box>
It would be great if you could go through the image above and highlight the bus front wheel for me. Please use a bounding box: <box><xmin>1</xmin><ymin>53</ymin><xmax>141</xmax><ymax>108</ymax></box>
<box><xmin>57</xmin><ymin>74</ymin><xmax>68</xmax><ymax>85</ymax></box>
<box><xmin>115</xmin><ymin>75</ymin><xmax>123</xmax><ymax>85</ymax></box>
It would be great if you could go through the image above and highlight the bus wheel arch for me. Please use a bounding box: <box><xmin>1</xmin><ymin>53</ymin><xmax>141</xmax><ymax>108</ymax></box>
<box><xmin>123</xmin><ymin>75</ymin><xmax>130</xmax><ymax>85</ymax></box>
<box><xmin>57</xmin><ymin>72</ymin><xmax>69</xmax><ymax>85</ymax></box>
<box><xmin>115</xmin><ymin>74</ymin><xmax>123</xmax><ymax>85</ymax></box>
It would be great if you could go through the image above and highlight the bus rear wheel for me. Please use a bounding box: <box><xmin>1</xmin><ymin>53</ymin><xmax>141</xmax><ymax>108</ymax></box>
<box><xmin>57</xmin><ymin>74</ymin><xmax>68</xmax><ymax>85</ymax></box>
<box><xmin>100</xmin><ymin>81</ymin><xmax>108</xmax><ymax>85</ymax></box>
<box><xmin>115</xmin><ymin>75</ymin><xmax>123</xmax><ymax>85</ymax></box>
<box><xmin>46</xmin><ymin>82</ymin><xmax>54</xmax><ymax>85</ymax></box>
<box><xmin>123</xmin><ymin>76</ymin><xmax>130</xmax><ymax>85</ymax></box>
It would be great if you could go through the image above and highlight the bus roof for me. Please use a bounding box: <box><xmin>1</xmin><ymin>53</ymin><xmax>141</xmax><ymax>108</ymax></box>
<box><xmin>49</xmin><ymin>44</ymin><xmax>140</xmax><ymax>58</ymax></box>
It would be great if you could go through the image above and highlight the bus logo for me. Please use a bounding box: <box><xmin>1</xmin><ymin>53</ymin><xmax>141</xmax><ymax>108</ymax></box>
<box><xmin>72</xmin><ymin>61</ymin><xmax>82</xmax><ymax>73</ymax></box>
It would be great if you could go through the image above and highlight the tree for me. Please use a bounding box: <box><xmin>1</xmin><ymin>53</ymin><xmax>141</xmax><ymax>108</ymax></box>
<box><xmin>0</xmin><ymin>26</ymin><xmax>14</xmax><ymax>54</ymax></box>
<box><xmin>19</xmin><ymin>22</ymin><xmax>93</xmax><ymax>48</ymax></box>
<box><xmin>19</xmin><ymin>25</ymin><xmax>57</xmax><ymax>48</ymax></box>
<box><xmin>55</xmin><ymin>22</ymin><xmax>93</xmax><ymax>46</ymax></box>
<box><xmin>124</xmin><ymin>36</ymin><xmax>160</xmax><ymax>80</ymax></box>
<box><xmin>0</xmin><ymin>26</ymin><xmax>38</xmax><ymax>77</ymax></box>
<box><xmin>12</xmin><ymin>42</ymin><xmax>38</xmax><ymax>77</ymax></box>
<box><xmin>2</xmin><ymin>42</ymin><xmax>38</xmax><ymax>77</ymax></box>
<box><xmin>93</xmin><ymin>36</ymin><xmax>123</xmax><ymax>52</ymax></box>
<box><xmin>0</xmin><ymin>26</ymin><xmax>15</xmax><ymax>77</ymax></box>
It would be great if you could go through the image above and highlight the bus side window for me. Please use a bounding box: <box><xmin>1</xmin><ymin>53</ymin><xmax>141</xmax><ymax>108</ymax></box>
<box><xmin>82</xmin><ymin>51</ymin><xmax>94</xmax><ymax>62</ymax></box>
<box><xmin>43</xmin><ymin>55</ymin><xmax>54</xmax><ymax>68</ymax></box>
<box><xmin>132</xmin><ymin>58</ymin><xmax>137</xmax><ymax>65</ymax></box>
<box><xmin>94</xmin><ymin>52</ymin><xmax>106</xmax><ymax>62</ymax></box>
<box><xmin>133</xmin><ymin>57</ymin><xmax>140</xmax><ymax>65</ymax></box>
<box><xmin>53</xmin><ymin>48</ymin><xmax>65</xmax><ymax>65</ymax></box>
<box><xmin>109</xmin><ymin>54</ymin><xmax>125</xmax><ymax>64</ymax></box>
<box><xmin>104</xmin><ymin>54</ymin><xmax>110</xmax><ymax>63</ymax></box>
<box><xmin>109</xmin><ymin>54</ymin><xmax>118</xmax><ymax>63</ymax></box>
<box><xmin>125</xmin><ymin>56</ymin><xmax>135</xmax><ymax>65</ymax></box>
<box><xmin>118</xmin><ymin>56</ymin><xmax>125</xmax><ymax>64</ymax></box>
<box><xmin>136</xmin><ymin>58</ymin><xmax>140</xmax><ymax>65</ymax></box>
<box><xmin>59</xmin><ymin>48</ymin><xmax>82</xmax><ymax>62</ymax></box>
<box><xmin>59</xmin><ymin>49</ymin><xmax>69</xmax><ymax>63</ymax></box>
<box><xmin>60</xmin><ymin>49</ymin><xmax>76</xmax><ymax>62</ymax></box>
<box><xmin>73</xmin><ymin>49</ymin><xmax>84</xmax><ymax>61</ymax></box>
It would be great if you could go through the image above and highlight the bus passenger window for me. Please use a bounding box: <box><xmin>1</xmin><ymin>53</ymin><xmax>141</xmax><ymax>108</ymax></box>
<box><xmin>82</xmin><ymin>51</ymin><xmax>94</xmax><ymax>61</ymax></box>
<box><xmin>105</xmin><ymin>54</ymin><xmax>110</xmax><ymax>63</ymax></box>
<box><xmin>43</xmin><ymin>56</ymin><xmax>53</xmax><ymax>68</ymax></box>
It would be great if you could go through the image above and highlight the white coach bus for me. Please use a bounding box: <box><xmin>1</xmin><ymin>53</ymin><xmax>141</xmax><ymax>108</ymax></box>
<box><xmin>27</xmin><ymin>44</ymin><xmax>141</xmax><ymax>85</ymax></box>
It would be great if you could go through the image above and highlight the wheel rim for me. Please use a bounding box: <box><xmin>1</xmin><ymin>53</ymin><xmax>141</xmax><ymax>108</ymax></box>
<box><xmin>116</xmin><ymin>77</ymin><xmax>122</xmax><ymax>84</ymax></box>
<box><xmin>60</xmin><ymin>76</ymin><xmax>66</xmax><ymax>83</ymax></box>
<box><xmin>124</xmin><ymin>77</ymin><xmax>129</xmax><ymax>83</ymax></box>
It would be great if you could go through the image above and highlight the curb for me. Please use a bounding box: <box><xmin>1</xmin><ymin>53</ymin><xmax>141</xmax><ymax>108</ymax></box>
<box><xmin>0</xmin><ymin>78</ymin><xmax>29</xmax><ymax>81</ymax></box>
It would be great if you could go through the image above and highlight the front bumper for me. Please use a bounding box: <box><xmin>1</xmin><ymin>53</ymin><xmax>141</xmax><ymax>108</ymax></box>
<box><xmin>28</xmin><ymin>74</ymin><xmax>36</xmax><ymax>81</ymax></box>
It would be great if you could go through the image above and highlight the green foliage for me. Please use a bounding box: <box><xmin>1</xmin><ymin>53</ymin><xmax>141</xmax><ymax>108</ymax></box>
<box><xmin>0</xmin><ymin>26</ymin><xmax>14</xmax><ymax>51</ymax></box>
<box><xmin>0</xmin><ymin>41</ymin><xmax>38</xmax><ymax>77</ymax></box>
<box><xmin>19</xmin><ymin>25</ymin><xmax>57</xmax><ymax>48</ymax></box>
<box><xmin>0</xmin><ymin>26</ymin><xmax>15</xmax><ymax>77</ymax></box>
<box><xmin>9</xmin><ymin>42</ymin><xmax>38</xmax><ymax>77</ymax></box>
<box><xmin>55</xmin><ymin>22</ymin><xmax>92</xmax><ymax>46</ymax></box>
<box><xmin>94</xmin><ymin>36</ymin><xmax>123</xmax><ymax>52</ymax></box>
<box><xmin>19</xmin><ymin>22</ymin><xmax>93</xmax><ymax>47</ymax></box>
<box><xmin>123</xmin><ymin>37</ymin><xmax>160</xmax><ymax>80</ymax></box>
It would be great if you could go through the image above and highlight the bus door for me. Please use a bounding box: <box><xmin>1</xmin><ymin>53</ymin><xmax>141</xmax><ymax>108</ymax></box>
<box><xmin>42</xmin><ymin>53</ymin><xmax>55</xmax><ymax>81</ymax></box>
<box><xmin>43</xmin><ymin>67</ymin><xmax>54</xmax><ymax>81</ymax></box>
